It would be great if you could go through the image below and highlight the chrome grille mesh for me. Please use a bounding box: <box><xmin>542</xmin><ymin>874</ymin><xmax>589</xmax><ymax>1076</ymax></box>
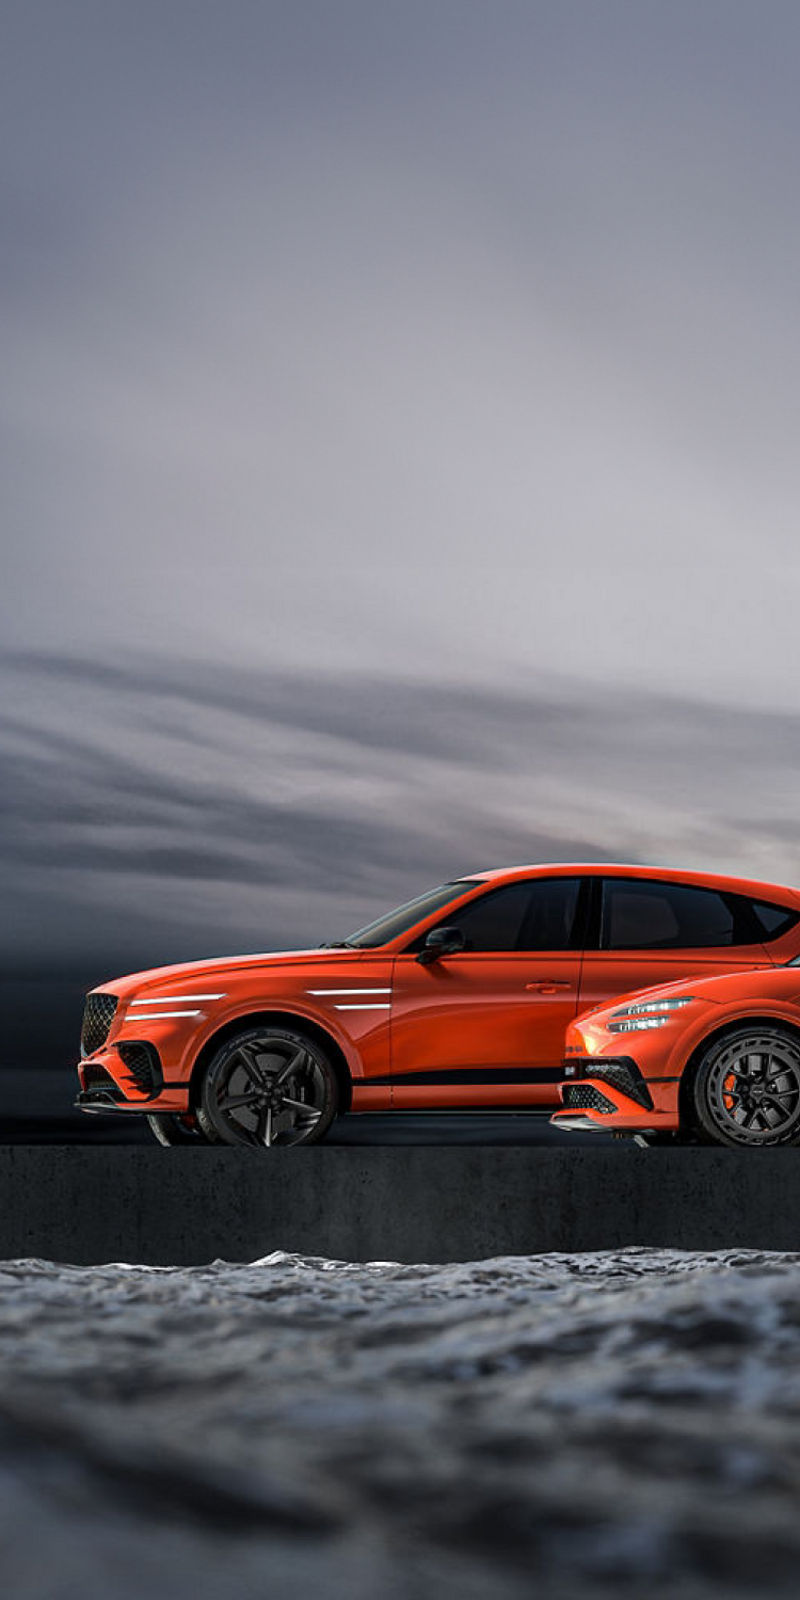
<box><xmin>80</xmin><ymin>993</ymin><xmax>118</xmax><ymax>1056</ymax></box>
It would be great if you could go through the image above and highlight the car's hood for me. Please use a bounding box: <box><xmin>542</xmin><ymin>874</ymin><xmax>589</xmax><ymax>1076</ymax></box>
<box><xmin>92</xmin><ymin>947</ymin><xmax>369</xmax><ymax>1000</ymax></box>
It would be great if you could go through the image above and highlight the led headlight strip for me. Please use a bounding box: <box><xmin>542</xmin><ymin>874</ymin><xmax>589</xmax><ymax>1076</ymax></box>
<box><xmin>607</xmin><ymin>996</ymin><xmax>695</xmax><ymax>1033</ymax></box>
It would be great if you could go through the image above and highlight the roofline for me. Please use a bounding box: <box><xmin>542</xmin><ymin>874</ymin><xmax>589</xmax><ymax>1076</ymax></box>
<box><xmin>468</xmin><ymin>863</ymin><xmax>800</xmax><ymax>901</ymax></box>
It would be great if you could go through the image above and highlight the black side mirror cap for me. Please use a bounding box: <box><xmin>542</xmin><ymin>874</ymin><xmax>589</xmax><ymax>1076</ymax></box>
<box><xmin>416</xmin><ymin>926</ymin><xmax>466</xmax><ymax>965</ymax></box>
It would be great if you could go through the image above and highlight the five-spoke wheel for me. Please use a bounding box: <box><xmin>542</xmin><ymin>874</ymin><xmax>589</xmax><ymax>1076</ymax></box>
<box><xmin>197</xmin><ymin>1026</ymin><xmax>338</xmax><ymax>1148</ymax></box>
<box><xmin>691</xmin><ymin>1027</ymin><xmax>800</xmax><ymax>1146</ymax></box>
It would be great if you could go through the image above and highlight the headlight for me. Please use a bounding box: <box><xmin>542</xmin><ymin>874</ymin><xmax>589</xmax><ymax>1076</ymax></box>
<box><xmin>606</xmin><ymin>996</ymin><xmax>696</xmax><ymax>1033</ymax></box>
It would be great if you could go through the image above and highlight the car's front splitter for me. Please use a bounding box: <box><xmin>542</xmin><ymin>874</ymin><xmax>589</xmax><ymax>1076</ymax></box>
<box><xmin>551</xmin><ymin>1111</ymin><xmax>658</xmax><ymax>1135</ymax></box>
<box><xmin>75</xmin><ymin>1089</ymin><xmax>159</xmax><ymax>1115</ymax></box>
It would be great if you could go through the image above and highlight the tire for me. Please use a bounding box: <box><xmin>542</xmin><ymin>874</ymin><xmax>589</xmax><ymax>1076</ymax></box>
<box><xmin>690</xmin><ymin>1026</ymin><xmax>800</xmax><ymax>1147</ymax></box>
<box><xmin>197</xmin><ymin>1026</ymin><xmax>339</xmax><ymax>1149</ymax></box>
<box><xmin>634</xmin><ymin>1131</ymin><xmax>684</xmax><ymax>1147</ymax></box>
<box><xmin>146</xmin><ymin>1112</ymin><xmax>214</xmax><ymax>1146</ymax></box>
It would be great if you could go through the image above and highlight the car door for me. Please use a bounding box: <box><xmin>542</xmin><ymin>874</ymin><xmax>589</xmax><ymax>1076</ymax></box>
<box><xmin>390</xmin><ymin>875</ymin><xmax>589</xmax><ymax>1109</ymax></box>
<box><xmin>577</xmin><ymin>875</ymin><xmax>776</xmax><ymax>1018</ymax></box>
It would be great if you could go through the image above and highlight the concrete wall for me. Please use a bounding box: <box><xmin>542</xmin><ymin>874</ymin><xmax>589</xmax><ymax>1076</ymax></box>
<box><xmin>0</xmin><ymin>1146</ymin><xmax>798</xmax><ymax>1264</ymax></box>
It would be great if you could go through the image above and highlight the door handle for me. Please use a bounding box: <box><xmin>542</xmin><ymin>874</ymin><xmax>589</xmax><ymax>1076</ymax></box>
<box><xmin>525</xmin><ymin>980</ymin><xmax>572</xmax><ymax>992</ymax></box>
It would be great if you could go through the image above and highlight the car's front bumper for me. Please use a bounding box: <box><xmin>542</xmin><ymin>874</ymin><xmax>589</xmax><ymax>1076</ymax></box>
<box><xmin>76</xmin><ymin>1043</ymin><xmax>191</xmax><ymax>1115</ymax></box>
<box><xmin>550</xmin><ymin>1054</ymin><xmax>681</xmax><ymax>1136</ymax></box>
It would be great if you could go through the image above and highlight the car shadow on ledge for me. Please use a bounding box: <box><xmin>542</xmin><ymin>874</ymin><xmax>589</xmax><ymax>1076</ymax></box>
<box><xmin>0</xmin><ymin>1112</ymin><xmax>617</xmax><ymax>1146</ymax></box>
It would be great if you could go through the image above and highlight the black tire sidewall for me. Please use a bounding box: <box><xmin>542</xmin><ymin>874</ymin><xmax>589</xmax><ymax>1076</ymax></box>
<box><xmin>691</xmin><ymin>1027</ymin><xmax>800</xmax><ymax>1148</ymax></box>
<box><xmin>146</xmin><ymin>1112</ymin><xmax>212</xmax><ymax>1146</ymax></box>
<box><xmin>198</xmin><ymin>1026</ymin><xmax>338</xmax><ymax>1147</ymax></box>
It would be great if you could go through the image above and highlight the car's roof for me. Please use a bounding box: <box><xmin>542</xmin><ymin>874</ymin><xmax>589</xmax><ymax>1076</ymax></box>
<box><xmin>468</xmin><ymin>863</ymin><xmax>800</xmax><ymax>903</ymax></box>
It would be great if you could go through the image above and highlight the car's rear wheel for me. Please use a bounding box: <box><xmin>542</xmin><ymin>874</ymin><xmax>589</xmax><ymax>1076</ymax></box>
<box><xmin>691</xmin><ymin>1026</ymin><xmax>800</xmax><ymax>1147</ymax></box>
<box><xmin>146</xmin><ymin>1112</ymin><xmax>214</xmax><ymax>1146</ymax></box>
<box><xmin>197</xmin><ymin>1026</ymin><xmax>339</xmax><ymax>1148</ymax></box>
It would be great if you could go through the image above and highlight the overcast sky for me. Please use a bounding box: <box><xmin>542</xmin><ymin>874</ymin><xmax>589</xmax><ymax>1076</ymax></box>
<box><xmin>3</xmin><ymin>3</ymin><xmax>800</xmax><ymax>1002</ymax></box>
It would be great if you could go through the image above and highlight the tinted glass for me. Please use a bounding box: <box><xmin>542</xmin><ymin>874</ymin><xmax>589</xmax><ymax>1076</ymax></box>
<box><xmin>346</xmin><ymin>881</ymin><xmax>479</xmax><ymax>948</ymax></box>
<box><xmin>418</xmin><ymin>877</ymin><xmax>583</xmax><ymax>953</ymax></box>
<box><xmin>601</xmin><ymin>880</ymin><xmax>745</xmax><ymax>950</ymax></box>
<box><xmin>518</xmin><ymin>877</ymin><xmax>583</xmax><ymax>950</ymax></box>
<box><xmin>749</xmin><ymin>899</ymin><xmax>799</xmax><ymax>941</ymax></box>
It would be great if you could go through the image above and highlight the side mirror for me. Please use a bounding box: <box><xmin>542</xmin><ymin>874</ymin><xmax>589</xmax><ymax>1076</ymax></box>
<box><xmin>416</xmin><ymin>925</ymin><xmax>466</xmax><ymax>965</ymax></box>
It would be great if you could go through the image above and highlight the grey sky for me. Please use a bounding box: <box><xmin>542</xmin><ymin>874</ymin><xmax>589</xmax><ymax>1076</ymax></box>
<box><xmin>3</xmin><ymin>648</ymin><xmax>800</xmax><ymax>967</ymax></box>
<box><xmin>4</xmin><ymin>4</ymin><xmax>800</xmax><ymax>695</ymax></box>
<box><xmin>3</xmin><ymin>4</ymin><xmax>800</xmax><ymax>1001</ymax></box>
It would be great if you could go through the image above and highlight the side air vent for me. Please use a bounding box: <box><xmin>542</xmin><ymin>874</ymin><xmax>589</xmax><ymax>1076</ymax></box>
<box><xmin>117</xmin><ymin>1041</ymin><xmax>163</xmax><ymax>1096</ymax></box>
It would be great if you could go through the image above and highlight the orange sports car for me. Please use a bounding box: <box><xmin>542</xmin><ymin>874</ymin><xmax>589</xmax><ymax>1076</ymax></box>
<box><xmin>75</xmin><ymin>864</ymin><xmax>800</xmax><ymax>1147</ymax></box>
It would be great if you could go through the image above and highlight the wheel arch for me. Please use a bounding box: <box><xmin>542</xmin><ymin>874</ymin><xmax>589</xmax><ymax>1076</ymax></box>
<box><xmin>187</xmin><ymin>1011</ymin><xmax>354</xmax><ymax>1113</ymax></box>
<box><xmin>678</xmin><ymin>1013</ymin><xmax>800</xmax><ymax>1130</ymax></box>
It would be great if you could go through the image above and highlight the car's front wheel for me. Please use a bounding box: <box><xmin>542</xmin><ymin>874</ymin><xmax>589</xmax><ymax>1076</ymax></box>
<box><xmin>690</xmin><ymin>1026</ymin><xmax>800</xmax><ymax>1147</ymax></box>
<box><xmin>197</xmin><ymin>1026</ymin><xmax>339</xmax><ymax>1148</ymax></box>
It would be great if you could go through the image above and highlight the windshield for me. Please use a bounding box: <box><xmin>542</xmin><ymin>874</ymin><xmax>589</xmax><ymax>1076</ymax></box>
<box><xmin>345</xmin><ymin>881</ymin><xmax>480</xmax><ymax>949</ymax></box>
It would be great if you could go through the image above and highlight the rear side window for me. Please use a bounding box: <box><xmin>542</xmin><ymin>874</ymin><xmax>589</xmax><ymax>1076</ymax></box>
<box><xmin>601</xmin><ymin>879</ymin><xmax>757</xmax><ymax>950</ymax></box>
<box><xmin>413</xmin><ymin>877</ymin><xmax>584</xmax><ymax>953</ymax></box>
<box><xmin>748</xmin><ymin>899</ymin><xmax>800</xmax><ymax>942</ymax></box>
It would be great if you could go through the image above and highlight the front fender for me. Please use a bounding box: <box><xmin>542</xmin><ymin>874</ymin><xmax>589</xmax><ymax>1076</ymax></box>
<box><xmin>166</xmin><ymin>998</ymin><xmax>386</xmax><ymax>1083</ymax></box>
<box><xmin>668</xmin><ymin>1001</ymin><xmax>800</xmax><ymax>1079</ymax></box>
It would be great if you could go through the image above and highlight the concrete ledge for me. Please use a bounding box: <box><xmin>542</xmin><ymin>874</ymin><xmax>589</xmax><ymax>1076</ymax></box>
<box><xmin>1</xmin><ymin>1146</ymin><xmax>799</xmax><ymax>1263</ymax></box>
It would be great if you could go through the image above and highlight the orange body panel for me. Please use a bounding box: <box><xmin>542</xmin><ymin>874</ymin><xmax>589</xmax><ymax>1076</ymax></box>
<box><xmin>76</xmin><ymin>863</ymin><xmax>800</xmax><ymax>1124</ymax></box>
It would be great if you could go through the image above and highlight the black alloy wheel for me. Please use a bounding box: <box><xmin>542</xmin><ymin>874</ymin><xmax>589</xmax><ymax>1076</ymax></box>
<box><xmin>146</xmin><ymin>1112</ymin><xmax>215</xmax><ymax>1146</ymax></box>
<box><xmin>197</xmin><ymin>1026</ymin><xmax>339</xmax><ymax>1148</ymax></box>
<box><xmin>691</xmin><ymin>1026</ymin><xmax>800</xmax><ymax>1147</ymax></box>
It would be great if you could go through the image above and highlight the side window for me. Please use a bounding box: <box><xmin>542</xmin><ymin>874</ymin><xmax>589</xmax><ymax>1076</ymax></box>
<box><xmin>416</xmin><ymin>878</ymin><xmax>583</xmax><ymax>953</ymax></box>
<box><xmin>436</xmin><ymin>883</ymin><xmax>532</xmax><ymax>951</ymax></box>
<box><xmin>748</xmin><ymin>899</ymin><xmax>800</xmax><ymax>942</ymax></box>
<box><xmin>518</xmin><ymin>877</ymin><xmax>582</xmax><ymax>951</ymax></box>
<box><xmin>601</xmin><ymin>880</ymin><xmax>744</xmax><ymax>950</ymax></box>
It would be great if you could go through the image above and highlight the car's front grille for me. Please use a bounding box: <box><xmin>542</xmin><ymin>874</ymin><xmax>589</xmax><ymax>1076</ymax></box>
<box><xmin>81</xmin><ymin>1064</ymin><xmax>120</xmax><ymax>1096</ymax></box>
<box><xmin>80</xmin><ymin>993</ymin><xmax>118</xmax><ymax>1057</ymax></box>
<box><xmin>562</xmin><ymin>1084</ymin><xmax>617</xmax><ymax>1114</ymax></box>
<box><xmin>117</xmin><ymin>1041</ymin><xmax>162</xmax><ymax>1095</ymax></box>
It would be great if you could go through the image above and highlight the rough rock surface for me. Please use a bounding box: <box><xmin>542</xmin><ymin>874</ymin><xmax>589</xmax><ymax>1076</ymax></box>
<box><xmin>1</xmin><ymin>1249</ymin><xmax>798</xmax><ymax>1597</ymax></box>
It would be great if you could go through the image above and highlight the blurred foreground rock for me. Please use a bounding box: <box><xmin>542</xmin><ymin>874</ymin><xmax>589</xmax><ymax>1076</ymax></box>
<box><xmin>0</xmin><ymin>1249</ymin><xmax>799</xmax><ymax>1597</ymax></box>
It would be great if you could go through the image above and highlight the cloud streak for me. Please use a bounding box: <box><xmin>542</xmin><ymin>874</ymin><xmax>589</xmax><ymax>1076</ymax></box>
<box><xmin>1</xmin><ymin>651</ymin><xmax>799</xmax><ymax>976</ymax></box>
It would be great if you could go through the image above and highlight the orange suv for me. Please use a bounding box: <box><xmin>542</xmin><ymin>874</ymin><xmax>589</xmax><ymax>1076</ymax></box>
<box><xmin>75</xmin><ymin>864</ymin><xmax>800</xmax><ymax>1147</ymax></box>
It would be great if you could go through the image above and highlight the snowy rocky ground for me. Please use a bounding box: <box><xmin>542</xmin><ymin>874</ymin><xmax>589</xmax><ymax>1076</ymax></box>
<box><xmin>1</xmin><ymin>1249</ymin><xmax>799</xmax><ymax>1598</ymax></box>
